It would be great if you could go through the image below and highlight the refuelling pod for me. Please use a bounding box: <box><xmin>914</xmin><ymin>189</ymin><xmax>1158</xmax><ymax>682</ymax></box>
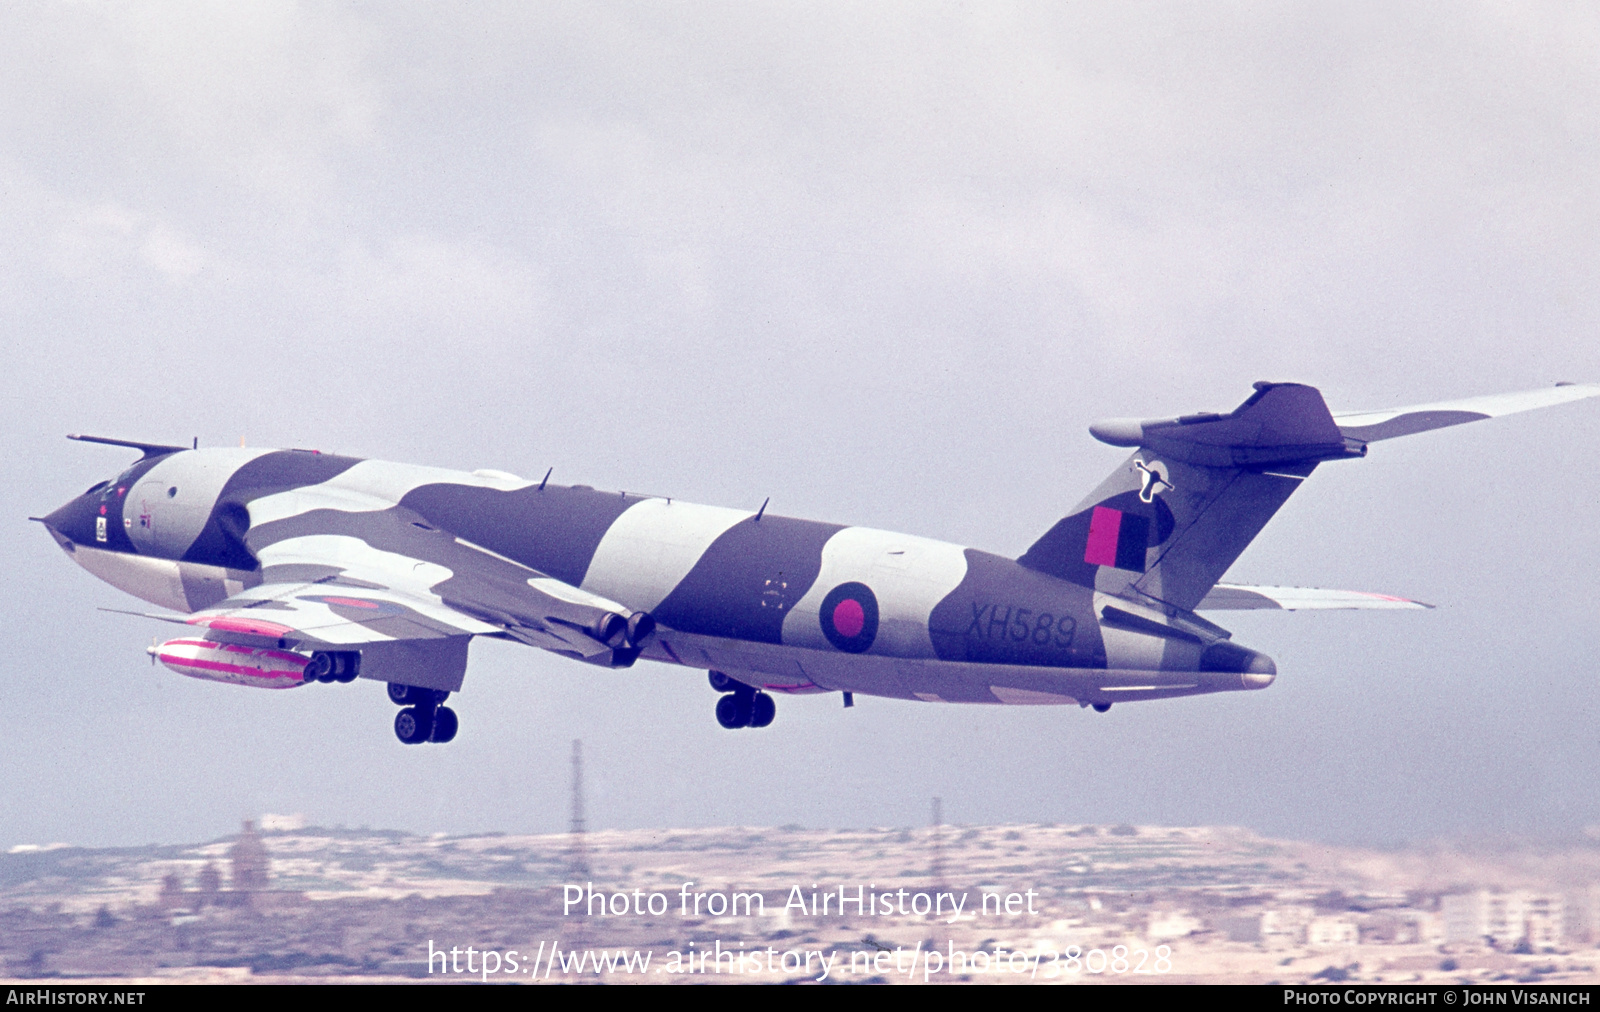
<box><xmin>151</xmin><ymin>637</ymin><xmax>310</xmax><ymax>689</ymax></box>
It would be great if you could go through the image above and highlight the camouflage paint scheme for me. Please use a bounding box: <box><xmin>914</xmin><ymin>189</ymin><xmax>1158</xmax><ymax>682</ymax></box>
<box><xmin>36</xmin><ymin>381</ymin><xmax>1600</xmax><ymax>737</ymax></box>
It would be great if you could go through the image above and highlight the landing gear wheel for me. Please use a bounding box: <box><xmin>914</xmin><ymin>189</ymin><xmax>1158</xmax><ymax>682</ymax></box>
<box><xmin>395</xmin><ymin>706</ymin><xmax>435</xmax><ymax>744</ymax></box>
<box><xmin>387</xmin><ymin>683</ymin><xmax>446</xmax><ymax>706</ymax></box>
<box><xmin>715</xmin><ymin>693</ymin><xmax>752</xmax><ymax>729</ymax></box>
<box><xmin>708</xmin><ymin>670</ymin><xmax>739</xmax><ymax>693</ymax></box>
<box><xmin>1092</xmin><ymin>702</ymin><xmax>1112</xmax><ymax>713</ymax></box>
<box><xmin>305</xmin><ymin>653</ymin><xmax>334</xmax><ymax>683</ymax></box>
<box><xmin>749</xmin><ymin>692</ymin><xmax>776</xmax><ymax>728</ymax></box>
<box><xmin>332</xmin><ymin>653</ymin><xmax>359</xmax><ymax>683</ymax></box>
<box><xmin>429</xmin><ymin>706</ymin><xmax>458</xmax><ymax>743</ymax></box>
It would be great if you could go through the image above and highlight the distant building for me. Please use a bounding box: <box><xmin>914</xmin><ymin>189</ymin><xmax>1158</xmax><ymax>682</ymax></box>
<box><xmin>1212</xmin><ymin>913</ymin><xmax>1262</xmax><ymax>943</ymax></box>
<box><xmin>1307</xmin><ymin>917</ymin><xmax>1359</xmax><ymax>947</ymax></box>
<box><xmin>1360</xmin><ymin>911</ymin><xmax>1436</xmax><ymax>945</ymax></box>
<box><xmin>157</xmin><ymin>872</ymin><xmax>186</xmax><ymax>912</ymax></box>
<box><xmin>1526</xmin><ymin>894</ymin><xmax>1564</xmax><ymax>951</ymax></box>
<box><xmin>196</xmin><ymin>861</ymin><xmax>222</xmax><ymax>906</ymax></box>
<box><xmin>258</xmin><ymin>813</ymin><xmax>306</xmax><ymax>832</ymax></box>
<box><xmin>1441</xmin><ymin>890</ymin><xmax>1565</xmax><ymax>949</ymax></box>
<box><xmin>230</xmin><ymin>820</ymin><xmax>270</xmax><ymax>893</ymax></box>
<box><xmin>1564</xmin><ymin>885</ymin><xmax>1600</xmax><ymax>945</ymax></box>
<box><xmin>1417</xmin><ymin>912</ymin><xmax>1446</xmax><ymax>946</ymax></box>
<box><xmin>1261</xmin><ymin>906</ymin><xmax>1315</xmax><ymax>947</ymax></box>
<box><xmin>1147</xmin><ymin>911</ymin><xmax>1202</xmax><ymax>940</ymax></box>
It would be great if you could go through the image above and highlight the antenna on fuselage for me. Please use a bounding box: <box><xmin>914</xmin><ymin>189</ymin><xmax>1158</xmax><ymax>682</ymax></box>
<box><xmin>192</xmin><ymin>437</ymin><xmax>197</xmax><ymax>449</ymax></box>
<box><xmin>539</xmin><ymin>467</ymin><xmax>552</xmax><ymax>491</ymax></box>
<box><xmin>754</xmin><ymin>497</ymin><xmax>769</xmax><ymax>522</ymax></box>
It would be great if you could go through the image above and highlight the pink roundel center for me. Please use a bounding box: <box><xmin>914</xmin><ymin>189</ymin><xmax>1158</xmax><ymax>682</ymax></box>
<box><xmin>832</xmin><ymin>598</ymin><xmax>866</xmax><ymax>639</ymax></box>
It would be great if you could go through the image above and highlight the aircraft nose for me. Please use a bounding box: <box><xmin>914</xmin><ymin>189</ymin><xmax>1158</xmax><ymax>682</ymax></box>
<box><xmin>40</xmin><ymin>492</ymin><xmax>103</xmax><ymax>548</ymax></box>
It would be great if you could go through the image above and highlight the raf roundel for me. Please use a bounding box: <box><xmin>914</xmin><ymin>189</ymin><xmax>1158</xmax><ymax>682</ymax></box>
<box><xmin>297</xmin><ymin>595</ymin><xmax>406</xmax><ymax>616</ymax></box>
<box><xmin>819</xmin><ymin>582</ymin><xmax>879</xmax><ymax>653</ymax></box>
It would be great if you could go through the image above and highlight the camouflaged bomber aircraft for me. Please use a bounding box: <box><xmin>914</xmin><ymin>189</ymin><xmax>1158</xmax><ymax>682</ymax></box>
<box><xmin>35</xmin><ymin>381</ymin><xmax>1600</xmax><ymax>745</ymax></box>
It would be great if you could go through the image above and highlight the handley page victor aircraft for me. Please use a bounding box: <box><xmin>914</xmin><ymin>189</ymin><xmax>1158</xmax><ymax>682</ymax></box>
<box><xmin>35</xmin><ymin>381</ymin><xmax>1600</xmax><ymax>744</ymax></box>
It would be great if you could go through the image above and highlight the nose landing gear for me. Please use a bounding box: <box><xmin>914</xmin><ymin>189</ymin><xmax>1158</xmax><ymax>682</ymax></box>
<box><xmin>387</xmin><ymin>683</ymin><xmax>458</xmax><ymax>744</ymax></box>
<box><xmin>709</xmin><ymin>671</ymin><xmax>775</xmax><ymax>729</ymax></box>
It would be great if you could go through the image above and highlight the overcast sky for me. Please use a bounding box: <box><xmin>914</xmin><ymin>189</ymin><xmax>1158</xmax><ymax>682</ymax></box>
<box><xmin>2</xmin><ymin>3</ymin><xmax>1599</xmax><ymax>850</ymax></box>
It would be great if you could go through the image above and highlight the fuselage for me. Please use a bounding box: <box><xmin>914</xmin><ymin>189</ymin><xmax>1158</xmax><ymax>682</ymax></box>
<box><xmin>42</xmin><ymin>447</ymin><xmax>1273</xmax><ymax>706</ymax></box>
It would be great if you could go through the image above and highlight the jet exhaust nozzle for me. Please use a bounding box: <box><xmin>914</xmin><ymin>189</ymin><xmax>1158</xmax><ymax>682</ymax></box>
<box><xmin>626</xmin><ymin>611</ymin><xmax>655</xmax><ymax>646</ymax></box>
<box><xmin>593</xmin><ymin>612</ymin><xmax>628</xmax><ymax>646</ymax></box>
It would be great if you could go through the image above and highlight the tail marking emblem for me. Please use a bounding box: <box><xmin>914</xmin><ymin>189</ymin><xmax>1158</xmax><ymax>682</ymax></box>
<box><xmin>1134</xmin><ymin>459</ymin><xmax>1174</xmax><ymax>503</ymax></box>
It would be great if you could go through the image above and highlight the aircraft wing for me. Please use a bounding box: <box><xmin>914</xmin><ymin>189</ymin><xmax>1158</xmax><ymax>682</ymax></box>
<box><xmin>1195</xmin><ymin>584</ymin><xmax>1431</xmax><ymax>611</ymax></box>
<box><xmin>1335</xmin><ymin>383</ymin><xmax>1600</xmax><ymax>443</ymax></box>
<box><xmin>179</xmin><ymin>495</ymin><xmax>649</xmax><ymax>670</ymax></box>
<box><xmin>183</xmin><ymin>576</ymin><xmax>499</xmax><ymax>646</ymax></box>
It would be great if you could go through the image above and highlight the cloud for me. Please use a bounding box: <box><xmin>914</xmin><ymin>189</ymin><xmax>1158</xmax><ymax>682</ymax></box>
<box><xmin>335</xmin><ymin>235</ymin><xmax>549</xmax><ymax>340</ymax></box>
<box><xmin>138</xmin><ymin>226</ymin><xmax>206</xmax><ymax>279</ymax></box>
<box><xmin>41</xmin><ymin>198</ymin><xmax>208</xmax><ymax>284</ymax></box>
<box><xmin>0</xmin><ymin>2</ymin><xmax>379</xmax><ymax>209</ymax></box>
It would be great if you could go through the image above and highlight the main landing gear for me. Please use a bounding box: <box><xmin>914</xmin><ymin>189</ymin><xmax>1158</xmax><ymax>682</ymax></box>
<box><xmin>709</xmin><ymin>671</ymin><xmax>775</xmax><ymax>729</ymax></box>
<box><xmin>387</xmin><ymin>682</ymin><xmax>458</xmax><ymax>745</ymax></box>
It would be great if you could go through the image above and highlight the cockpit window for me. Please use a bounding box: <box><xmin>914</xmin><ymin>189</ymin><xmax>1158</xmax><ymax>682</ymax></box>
<box><xmin>84</xmin><ymin>480</ymin><xmax>110</xmax><ymax>496</ymax></box>
<box><xmin>103</xmin><ymin>466</ymin><xmax>139</xmax><ymax>498</ymax></box>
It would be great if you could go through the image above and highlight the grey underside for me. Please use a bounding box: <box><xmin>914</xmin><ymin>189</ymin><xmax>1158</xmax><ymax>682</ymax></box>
<box><xmin>355</xmin><ymin>637</ymin><xmax>470</xmax><ymax>692</ymax></box>
<box><xmin>1195</xmin><ymin>586</ymin><xmax>1287</xmax><ymax>610</ymax></box>
<box><xmin>643</xmin><ymin>630</ymin><xmax>1245</xmax><ymax>706</ymax></box>
<box><xmin>1336</xmin><ymin>410</ymin><xmax>1489</xmax><ymax>443</ymax></box>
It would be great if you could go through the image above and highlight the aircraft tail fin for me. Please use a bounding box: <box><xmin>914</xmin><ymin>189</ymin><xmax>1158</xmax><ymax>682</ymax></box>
<box><xmin>1021</xmin><ymin>380</ymin><xmax>1600</xmax><ymax>612</ymax></box>
<box><xmin>1018</xmin><ymin>382</ymin><xmax>1361</xmax><ymax>611</ymax></box>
